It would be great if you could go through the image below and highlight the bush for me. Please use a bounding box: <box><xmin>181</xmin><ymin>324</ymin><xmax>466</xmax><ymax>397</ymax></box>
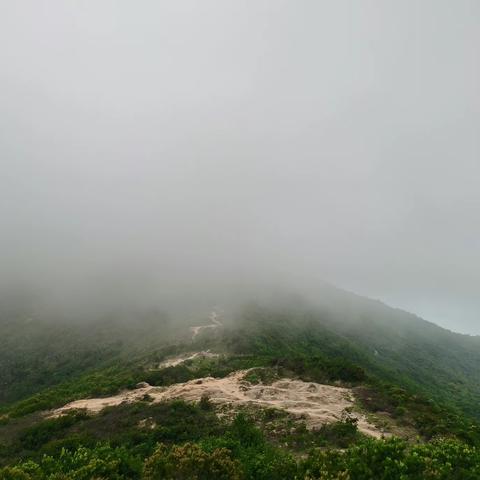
<box><xmin>0</xmin><ymin>467</ymin><xmax>32</xmax><ymax>480</ymax></box>
<box><xmin>0</xmin><ymin>444</ymin><xmax>141</xmax><ymax>480</ymax></box>
<box><xmin>199</xmin><ymin>395</ymin><xmax>213</xmax><ymax>411</ymax></box>
<box><xmin>301</xmin><ymin>437</ymin><xmax>480</xmax><ymax>480</ymax></box>
<box><xmin>143</xmin><ymin>442</ymin><xmax>242</xmax><ymax>480</ymax></box>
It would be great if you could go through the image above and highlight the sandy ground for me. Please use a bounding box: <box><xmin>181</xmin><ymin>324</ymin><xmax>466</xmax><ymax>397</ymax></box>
<box><xmin>51</xmin><ymin>370</ymin><xmax>386</xmax><ymax>438</ymax></box>
<box><xmin>158</xmin><ymin>350</ymin><xmax>220</xmax><ymax>368</ymax></box>
<box><xmin>190</xmin><ymin>310</ymin><xmax>222</xmax><ymax>340</ymax></box>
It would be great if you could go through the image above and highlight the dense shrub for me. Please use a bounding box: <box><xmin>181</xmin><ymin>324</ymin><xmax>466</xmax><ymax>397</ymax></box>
<box><xmin>3</xmin><ymin>436</ymin><xmax>480</xmax><ymax>480</ymax></box>
<box><xmin>143</xmin><ymin>443</ymin><xmax>242</xmax><ymax>480</ymax></box>
<box><xmin>301</xmin><ymin>437</ymin><xmax>480</xmax><ymax>480</ymax></box>
<box><xmin>0</xmin><ymin>444</ymin><xmax>141</xmax><ymax>480</ymax></box>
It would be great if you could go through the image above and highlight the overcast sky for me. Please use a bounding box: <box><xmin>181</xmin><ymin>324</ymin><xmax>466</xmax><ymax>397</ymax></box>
<box><xmin>1</xmin><ymin>1</ymin><xmax>479</xmax><ymax>333</ymax></box>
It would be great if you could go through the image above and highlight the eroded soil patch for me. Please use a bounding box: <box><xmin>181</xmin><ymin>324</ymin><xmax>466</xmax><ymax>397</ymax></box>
<box><xmin>51</xmin><ymin>370</ymin><xmax>386</xmax><ymax>438</ymax></box>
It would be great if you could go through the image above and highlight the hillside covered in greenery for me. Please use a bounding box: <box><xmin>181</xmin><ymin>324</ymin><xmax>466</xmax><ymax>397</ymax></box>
<box><xmin>1</xmin><ymin>288</ymin><xmax>480</xmax><ymax>479</ymax></box>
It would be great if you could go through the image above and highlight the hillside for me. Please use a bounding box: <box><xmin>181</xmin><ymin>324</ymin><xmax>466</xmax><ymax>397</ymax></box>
<box><xmin>1</xmin><ymin>289</ymin><xmax>480</xmax><ymax>478</ymax></box>
<box><xmin>244</xmin><ymin>286</ymin><xmax>480</xmax><ymax>419</ymax></box>
<box><xmin>0</xmin><ymin>311</ymin><xmax>175</xmax><ymax>407</ymax></box>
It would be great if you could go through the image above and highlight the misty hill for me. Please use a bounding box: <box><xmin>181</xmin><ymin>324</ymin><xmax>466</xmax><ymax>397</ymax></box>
<box><xmin>1</xmin><ymin>287</ymin><xmax>480</xmax><ymax>478</ymax></box>
<box><xmin>280</xmin><ymin>286</ymin><xmax>480</xmax><ymax>419</ymax></box>
<box><xmin>2</xmin><ymin>286</ymin><xmax>480</xmax><ymax>419</ymax></box>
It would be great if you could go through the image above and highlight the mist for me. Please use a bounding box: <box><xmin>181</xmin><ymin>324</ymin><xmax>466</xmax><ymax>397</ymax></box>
<box><xmin>1</xmin><ymin>2</ymin><xmax>479</xmax><ymax>333</ymax></box>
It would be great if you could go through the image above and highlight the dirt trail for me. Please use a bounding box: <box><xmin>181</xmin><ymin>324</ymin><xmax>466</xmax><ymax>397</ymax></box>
<box><xmin>158</xmin><ymin>350</ymin><xmax>219</xmax><ymax>368</ymax></box>
<box><xmin>51</xmin><ymin>370</ymin><xmax>386</xmax><ymax>438</ymax></box>
<box><xmin>190</xmin><ymin>310</ymin><xmax>222</xmax><ymax>340</ymax></box>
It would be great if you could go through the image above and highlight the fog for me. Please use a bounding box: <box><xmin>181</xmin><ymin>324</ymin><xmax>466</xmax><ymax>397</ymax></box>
<box><xmin>1</xmin><ymin>2</ymin><xmax>479</xmax><ymax>333</ymax></box>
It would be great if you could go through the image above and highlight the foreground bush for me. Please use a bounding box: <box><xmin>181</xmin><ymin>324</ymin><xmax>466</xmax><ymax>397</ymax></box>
<box><xmin>143</xmin><ymin>442</ymin><xmax>242</xmax><ymax>480</ymax></box>
<box><xmin>302</xmin><ymin>437</ymin><xmax>480</xmax><ymax>480</ymax></box>
<box><xmin>0</xmin><ymin>444</ymin><xmax>141</xmax><ymax>480</ymax></box>
<box><xmin>1</xmin><ymin>431</ymin><xmax>480</xmax><ymax>479</ymax></box>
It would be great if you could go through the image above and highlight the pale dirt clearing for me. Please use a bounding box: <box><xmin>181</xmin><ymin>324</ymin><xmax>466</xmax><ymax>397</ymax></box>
<box><xmin>51</xmin><ymin>370</ymin><xmax>386</xmax><ymax>438</ymax></box>
<box><xmin>50</xmin><ymin>384</ymin><xmax>153</xmax><ymax>414</ymax></box>
<box><xmin>158</xmin><ymin>350</ymin><xmax>220</xmax><ymax>368</ymax></box>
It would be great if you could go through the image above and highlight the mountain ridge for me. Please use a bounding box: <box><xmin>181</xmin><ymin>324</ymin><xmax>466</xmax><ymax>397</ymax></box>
<box><xmin>2</xmin><ymin>286</ymin><xmax>480</xmax><ymax>478</ymax></box>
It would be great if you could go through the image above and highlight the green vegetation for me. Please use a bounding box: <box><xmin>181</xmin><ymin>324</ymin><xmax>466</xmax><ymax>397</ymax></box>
<box><xmin>0</xmin><ymin>314</ymin><xmax>172</xmax><ymax>408</ymax></box>
<box><xmin>1</xmin><ymin>408</ymin><xmax>479</xmax><ymax>479</ymax></box>
<box><xmin>143</xmin><ymin>443</ymin><xmax>242</xmax><ymax>480</ymax></box>
<box><xmin>301</xmin><ymin>437</ymin><xmax>480</xmax><ymax>480</ymax></box>
<box><xmin>2</xmin><ymin>294</ymin><xmax>480</xmax><ymax>478</ymax></box>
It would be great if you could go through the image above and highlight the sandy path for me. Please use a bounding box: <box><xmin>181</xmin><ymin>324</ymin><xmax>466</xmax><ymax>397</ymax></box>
<box><xmin>50</xmin><ymin>385</ymin><xmax>154</xmax><ymax>414</ymax></box>
<box><xmin>158</xmin><ymin>350</ymin><xmax>219</xmax><ymax>368</ymax></box>
<box><xmin>190</xmin><ymin>310</ymin><xmax>222</xmax><ymax>340</ymax></box>
<box><xmin>51</xmin><ymin>370</ymin><xmax>385</xmax><ymax>438</ymax></box>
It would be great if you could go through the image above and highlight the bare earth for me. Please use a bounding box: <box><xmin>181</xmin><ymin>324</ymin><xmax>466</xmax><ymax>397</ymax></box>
<box><xmin>158</xmin><ymin>350</ymin><xmax>220</xmax><ymax>368</ymax></box>
<box><xmin>51</xmin><ymin>369</ymin><xmax>386</xmax><ymax>438</ymax></box>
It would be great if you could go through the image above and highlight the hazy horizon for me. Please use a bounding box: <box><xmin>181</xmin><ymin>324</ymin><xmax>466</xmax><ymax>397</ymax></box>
<box><xmin>1</xmin><ymin>2</ymin><xmax>479</xmax><ymax>334</ymax></box>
